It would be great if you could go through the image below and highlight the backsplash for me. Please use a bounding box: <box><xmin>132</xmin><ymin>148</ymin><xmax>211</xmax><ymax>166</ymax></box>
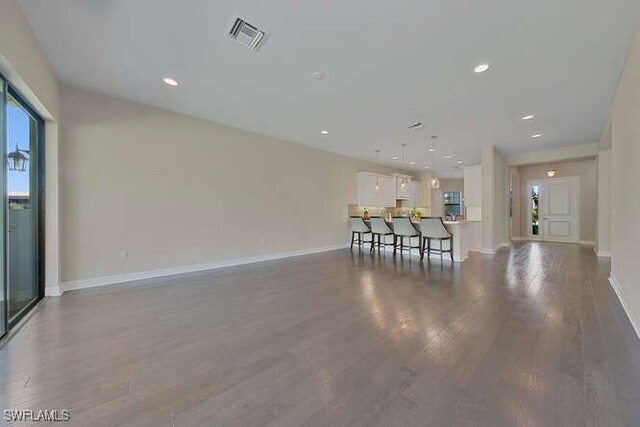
<box><xmin>347</xmin><ymin>204</ymin><xmax>431</xmax><ymax>219</ymax></box>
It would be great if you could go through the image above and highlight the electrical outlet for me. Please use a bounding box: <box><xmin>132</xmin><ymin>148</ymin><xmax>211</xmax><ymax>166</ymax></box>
<box><xmin>120</xmin><ymin>249</ymin><xmax>128</xmax><ymax>260</ymax></box>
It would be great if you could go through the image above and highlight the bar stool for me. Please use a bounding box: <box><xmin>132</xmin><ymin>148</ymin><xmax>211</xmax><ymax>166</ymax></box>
<box><xmin>392</xmin><ymin>217</ymin><xmax>420</xmax><ymax>255</ymax></box>
<box><xmin>420</xmin><ymin>217</ymin><xmax>453</xmax><ymax>262</ymax></box>
<box><xmin>369</xmin><ymin>217</ymin><xmax>394</xmax><ymax>252</ymax></box>
<box><xmin>350</xmin><ymin>216</ymin><xmax>373</xmax><ymax>250</ymax></box>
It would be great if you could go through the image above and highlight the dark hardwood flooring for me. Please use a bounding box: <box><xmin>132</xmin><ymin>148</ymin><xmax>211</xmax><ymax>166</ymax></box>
<box><xmin>1</xmin><ymin>242</ymin><xmax>639</xmax><ymax>426</ymax></box>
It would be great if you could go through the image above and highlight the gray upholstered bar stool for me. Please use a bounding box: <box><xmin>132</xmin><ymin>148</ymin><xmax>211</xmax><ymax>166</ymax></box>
<box><xmin>350</xmin><ymin>216</ymin><xmax>372</xmax><ymax>250</ymax></box>
<box><xmin>393</xmin><ymin>217</ymin><xmax>420</xmax><ymax>255</ymax></box>
<box><xmin>420</xmin><ymin>217</ymin><xmax>453</xmax><ymax>261</ymax></box>
<box><xmin>369</xmin><ymin>217</ymin><xmax>394</xmax><ymax>252</ymax></box>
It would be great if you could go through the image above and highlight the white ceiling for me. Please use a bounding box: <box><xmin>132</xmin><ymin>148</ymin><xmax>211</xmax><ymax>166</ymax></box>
<box><xmin>18</xmin><ymin>0</ymin><xmax>640</xmax><ymax>178</ymax></box>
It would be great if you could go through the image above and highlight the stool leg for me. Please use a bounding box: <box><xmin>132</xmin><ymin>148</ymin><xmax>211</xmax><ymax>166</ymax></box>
<box><xmin>350</xmin><ymin>232</ymin><xmax>355</xmax><ymax>249</ymax></box>
<box><xmin>450</xmin><ymin>238</ymin><xmax>454</xmax><ymax>261</ymax></box>
<box><xmin>440</xmin><ymin>240</ymin><xmax>443</xmax><ymax>262</ymax></box>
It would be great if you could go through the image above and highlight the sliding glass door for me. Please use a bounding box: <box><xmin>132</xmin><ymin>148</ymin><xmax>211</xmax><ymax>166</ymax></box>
<box><xmin>0</xmin><ymin>74</ymin><xmax>44</xmax><ymax>338</ymax></box>
<box><xmin>0</xmin><ymin>76</ymin><xmax>6</xmax><ymax>338</ymax></box>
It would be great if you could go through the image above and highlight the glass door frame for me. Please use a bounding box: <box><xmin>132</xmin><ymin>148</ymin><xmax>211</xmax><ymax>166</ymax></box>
<box><xmin>1</xmin><ymin>73</ymin><xmax>46</xmax><ymax>332</ymax></box>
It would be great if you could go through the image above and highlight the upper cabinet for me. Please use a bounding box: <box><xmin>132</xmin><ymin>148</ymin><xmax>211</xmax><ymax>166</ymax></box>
<box><xmin>394</xmin><ymin>174</ymin><xmax>412</xmax><ymax>200</ymax></box>
<box><xmin>410</xmin><ymin>180</ymin><xmax>421</xmax><ymax>207</ymax></box>
<box><xmin>463</xmin><ymin>165</ymin><xmax>482</xmax><ymax>220</ymax></box>
<box><xmin>357</xmin><ymin>172</ymin><xmax>395</xmax><ymax>207</ymax></box>
<box><xmin>357</xmin><ymin>172</ymin><xmax>422</xmax><ymax>207</ymax></box>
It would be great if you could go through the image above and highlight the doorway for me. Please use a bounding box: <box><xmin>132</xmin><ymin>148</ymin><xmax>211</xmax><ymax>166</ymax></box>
<box><xmin>0</xmin><ymin>74</ymin><xmax>44</xmax><ymax>338</ymax></box>
<box><xmin>527</xmin><ymin>177</ymin><xmax>580</xmax><ymax>242</ymax></box>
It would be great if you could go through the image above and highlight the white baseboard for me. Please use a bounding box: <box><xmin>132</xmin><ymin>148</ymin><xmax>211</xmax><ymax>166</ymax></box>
<box><xmin>594</xmin><ymin>247</ymin><xmax>612</xmax><ymax>258</ymax></box>
<box><xmin>60</xmin><ymin>243</ymin><xmax>349</xmax><ymax>294</ymax></box>
<box><xmin>510</xmin><ymin>236</ymin><xmax>595</xmax><ymax>247</ymax></box>
<box><xmin>45</xmin><ymin>285</ymin><xmax>62</xmax><ymax>297</ymax></box>
<box><xmin>453</xmin><ymin>253</ymin><xmax>468</xmax><ymax>262</ymax></box>
<box><xmin>609</xmin><ymin>273</ymin><xmax>640</xmax><ymax>340</ymax></box>
<box><xmin>476</xmin><ymin>248</ymin><xmax>495</xmax><ymax>255</ymax></box>
<box><xmin>476</xmin><ymin>241</ymin><xmax>511</xmax><ymax>256</ymax></box>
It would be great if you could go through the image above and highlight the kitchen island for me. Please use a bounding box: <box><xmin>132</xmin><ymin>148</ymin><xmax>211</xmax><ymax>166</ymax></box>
<box><xmin>360</xmin><ymin>218</ymin><xmax>481</xmax><ymax>262</ymax></box>
<box><xmin>442</xmin><ymin>220</ymin><xmax>481</xmax><ymax>262</ymax></box>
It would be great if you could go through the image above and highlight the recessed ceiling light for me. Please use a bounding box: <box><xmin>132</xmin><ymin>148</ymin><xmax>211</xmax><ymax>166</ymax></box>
<box><xmin>409</xmin><ymin>161</ymin><xmax>416</xmax><ymax>165</ymax></box>
<box><xmin>391</xmin><ymin>156</ymin><xmax>399</xmax><ymax>160</ymax></box>
<box><xmin>428</xmin><ymin>148</ymin><xmax>436</xmax><ymax>152</ymax></box>
<box><xmin>522</xmin><ymin>115</ymin><xmax>535</xmax><ymax>121</ymax></box>
<box><xmin>320</xmin><ymin>130</ymin><xmax>329</xmax><ymax>135</ymax></box>
<box><xmin>445</xmin><ymin>155</ymin><xmax>451</xmax><ymax>159</ymax></box>
<box><xmin>474</xmin><ymin>63</ymin><xmax>490</xmax><ymax>74</ymax></box>
<box><xmin>457</xmin><ymin>160</ymin><xmax>464</xmax><ymax>164</ymax></box>
<box><xmin>311</xmin><ymin>71</ymin><xmax>324</xmax><ymax>80</ymax></box>
<box><xmin>424</xmin><ymin>166</ymin><xmax>430</xmax><ymax>169</ymax></box>
<box><xmin>532</xmin><ymin>134</ymin><xmax>543</xmax><ymax>139</ymax></box>
<box><xmin>163</xmin><ymin>77</ymin><xmax>178</xmax><ymax>86</ymax></box>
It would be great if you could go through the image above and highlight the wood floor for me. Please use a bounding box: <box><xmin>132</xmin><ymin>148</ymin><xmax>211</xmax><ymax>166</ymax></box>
<box><xmin>1</xmin><ymin>242</ymin><xmax>639</xmax><ymax>426</ymax></box>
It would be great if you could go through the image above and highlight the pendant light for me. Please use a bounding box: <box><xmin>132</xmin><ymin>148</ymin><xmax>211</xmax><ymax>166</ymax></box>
<box><xmin>429</xmin><ymin>135</ymin><xmax>440</xmax><ymax>189</ymax></box>
<box><xmin>375</xmin><ymin>149</ymin><xmax>381</xmax><ymax>192</ymax></box>
<box><xmin>400</xmin><ymin>143</ymin><xmax>408</xmax><ymax>188</ymax></box>
<box><xmin>546</xmin><ymin>163</ymin><xmax>557</xmax><ymax>178</ymax></box>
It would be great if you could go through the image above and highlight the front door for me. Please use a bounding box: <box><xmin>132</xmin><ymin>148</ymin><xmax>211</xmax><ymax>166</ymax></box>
<box><xmin>528</xmin><ymin>176</ymin><xmax>579</xmax><ymax>243</ymax></box>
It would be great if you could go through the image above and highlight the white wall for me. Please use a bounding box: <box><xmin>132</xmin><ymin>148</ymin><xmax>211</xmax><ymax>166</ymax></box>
<box><xmin>440</xmin><ymin>179</ymin><xmax>464</xmax><ymax>194</ymax></box>
<box><xmin>604</xmin><ymin>25</ymin><xmax>640</xmax><ymax>336</ymax></box>
<box><xmin>59</xmin><ymin>85</ymin><xmax>411</xmax><ymax>285</ymax></box>
<box><xmin>507</xmin><ymin>143</ymin><xmax>598</xmax><ymax>166</ymax></box>
<box><xmin>0</xmin><ymin>0</ymin><xmax>61</xmax><ymax>296</ymax></box>
<box><xmin>480</xmin><ymin>145</ymin><xmax>509</xmax><ymax>252</ymax></box>
<box><xmin>480</xmin><ymin>146</ymin><xmax>495</xmax><ymax>251</ymax></box>
<box><xmin>596</xmin><ymin>150</ymin><xmax>612</xmax><ymax>256</ymax></box>
<box><xmin>515</xmin><ymin>158</ymin><xmax>597</xmax><ymax>242</ymax></box>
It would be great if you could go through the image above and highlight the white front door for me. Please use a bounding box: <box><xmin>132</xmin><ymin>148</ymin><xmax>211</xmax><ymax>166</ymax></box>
<box><xmin>528</xmin><ymin>176</ymin><xmax>580</xmax><ymax>243</ymax></box>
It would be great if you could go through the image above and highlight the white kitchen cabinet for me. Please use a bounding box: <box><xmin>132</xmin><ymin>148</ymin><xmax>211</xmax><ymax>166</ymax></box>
<box><xmin>409</xmin><ymin>180</ymin><xmax>421</xmax><ymax>206</ymax></box>
<box><xmin>463</xmin><ymin>165</ymin><xmax>481</xmax><ymax>205</ymax></box>
<box><xmin>394</xmin><ymin>174</ymin><xmax>412</xmax><ymax>200</ymax></box>
<box><xmin>463</xmin><ymin>165</ymin><xmax>482</xmax><ymax>220</ymax></box>
<box><xmin>357</xmin><ymin>172</ymin><xmax>395</xmax><ymax>207</ymax></box>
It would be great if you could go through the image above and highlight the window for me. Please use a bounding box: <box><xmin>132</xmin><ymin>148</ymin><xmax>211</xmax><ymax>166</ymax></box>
<box><xmin>0</xmin><ymin>74</ymin><xmax>45</xmax><ymax>338</ymax></box>
<box><xmin>444</xmin><ymin>191</ymin><xmax>462</xmax><ymax>216</ymax></box>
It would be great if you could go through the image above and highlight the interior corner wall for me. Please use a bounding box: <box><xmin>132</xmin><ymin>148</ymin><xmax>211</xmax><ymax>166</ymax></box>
<box><xmin>605</xmin><ymin>25</ymin><xmax>640</xmax><ymax>336</ymax></box>
<box><xmin>480</xmin><ymin>145</ymin><xmax>495</xmax><ymax>251</ymax></box>
<box><xmin>509</xmin><ymin>167</ymin><xmax>521</xmax><ymax>239</ymax></box>
<box><xmin>596</xmin><ymin>150</ymin><xmax>612</xmax><ymax>255</ymax></box>
<box><xmin>59</xmin><ymin>85</ymin><xmax>411</xmax><ymax>285</ymax></box>
<box><xmin>0</xmin><ymin>0</ymin><xmax>61</xmax><ymax>295</ymax></box>
<box><xmin>494</xmin><ymin>150</ymin><xmax>509</xmax><ymax>247</ymax></box>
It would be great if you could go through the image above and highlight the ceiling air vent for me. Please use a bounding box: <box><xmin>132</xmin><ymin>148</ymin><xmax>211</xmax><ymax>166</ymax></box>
<box><xmin>407</xmin><ymin>121</ymin><xmax>423</xmax><ymax>131</ymax></box>
<box><xmin>227</xmin><ymin>16</ymin><xmax>267</xmax><ymax>51</ymax></box>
